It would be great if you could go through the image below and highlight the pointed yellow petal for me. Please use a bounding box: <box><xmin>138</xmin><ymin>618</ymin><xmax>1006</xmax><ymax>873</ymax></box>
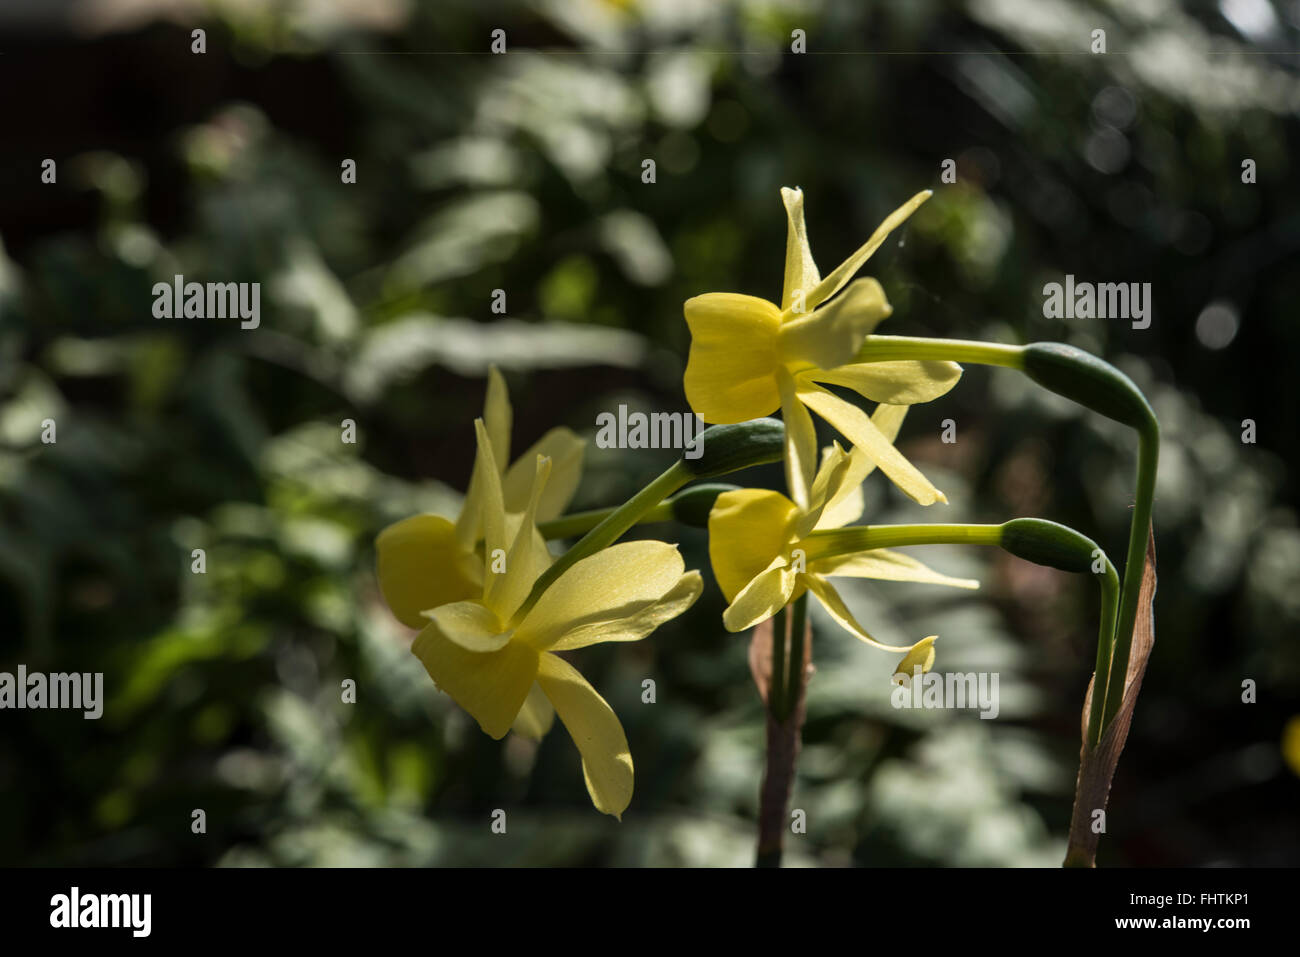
<box><xmin>536</xmin><ymin>653</ymin><xmax>633</xmax><ymax>819</ymax></box>
<box><xmin>798</xmin><ymin>384</ymin><xmax>946</xmax><ymax>506</ymax></box>
<box><xmin>514</xmin><ymin>541</ymin><xmax>690</xmax><ymax>648</ymax></box>
<box><xmin>503</xmin><ymin>426</ymin><xmax>585</xmax><ymax>520</ymax></box>
<box><xmin>803</xmin><ymin>574</ymin><xmax>914</xmax><ymax>652</ymax></box>
<box><xmin>376</xmin><ymin>514</ymin><xmax>483</xmax><ymax>629</ymax></box>
<box><xmin>683</xmin><ymin>293</ymin><xmax>782</xmax><ymax>423</ymax></box>
<box><xmin>546</xmin><ymin>571</ymin><xmax>702</xmax><ymax>652</ymax></box>
<box><xmin>779</xmin><ymin>278</ymin><xmax>892</xmax><ymax>370</ymax></box>
<box><xmin>488</xmin><ymin>455</ymin><xmax>552</xmax><ymax>622</ymax></box>
<box><xmin>892</xmin><ymin>636</ymin><xmax>938</xmax><ymax>686</ymax></box>
<box><xmin>457</xmin><ymin>418</ymin><xmax>509</xmax><ymax>550</ymax></box>
<box><xmin>812</xmin><ymin>359</ymin><xmax>962</xmax><ymax>406</ymax></box>
<box><xmin>722</xmin><ymin>561</ymin><xmax>799</xmax><ymax>633</ymax></box>
<box><xmin>780</xmin><ymin>186</ymin><xmax>821</xmax><ymax>312</ymax></box>
<box><xmin>511</xmin><ymin>682</ymin><xmax>556</xmax><ymax>740</ymax></box>
<box><xmin>804</xmin><ymin>190</ymin><xmax>932</xmax><ymax>312</ymax></box>
<box><xmin>424</xmin><ymin>600</ymin><xmax>510</xmax><ymax>652</ymax></box>
<box><xmin>473</xmin><ymin>418</ymin><xmax>509</xmax><ymax>557</ymax></box>
<box><xmin>485</xmin><ymin>365</ymin><xmax>512</xmax><ymax>469</ymax></box>
<box><xmin>795</xmin><ymin>441</ymin><xmax>853</xmax><ymax>538</ymax></box>
<box><xmin>813</xmin><ymin>405</ymin><xmax>910</xmax><ymax>530</ymax></box>
<box><xmin>707</xmin><ymin>488</ymin><xmax>800</xmax><ymax>603</ymax></box>
<box><xmin>411</xmin><ymin>623</ymin><xmax>539</xmax><ymax>739</ymax></box>
<box><xmin>813</xmin><ymin>548</ymin><xmax>979</xmax><ymax>589</ymax></box>
<box><xmin>779</xmin><ymin>373</ymin><xmax>818</xmax><ymax>511</ymax></box>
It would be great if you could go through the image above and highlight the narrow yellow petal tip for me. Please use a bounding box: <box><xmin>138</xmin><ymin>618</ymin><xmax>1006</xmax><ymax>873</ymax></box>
<box><xmin>935</xmin><ymin>489</ymin><xmax>949</xmax><ymax>504</ymax></box>
<box><xmin>891</xmin><ymin>635</ymin><xmax>938</xmax><ymax>686</ymax></box>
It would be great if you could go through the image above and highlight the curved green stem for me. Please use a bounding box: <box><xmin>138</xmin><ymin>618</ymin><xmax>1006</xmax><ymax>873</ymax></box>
<box><xmin>515</xmin><ymin>461</ymin><xmax>691</xmax><ymax>623</ymax></box>
<box><xmin>1100</xmin><ymin>422</ymin><xmax>1158</xmax><ymax>730</ymax></box>
<box><xmin>852</xmin><ymin>336</ymin><xmax>1159</xmax><ymax>741</ymax></box>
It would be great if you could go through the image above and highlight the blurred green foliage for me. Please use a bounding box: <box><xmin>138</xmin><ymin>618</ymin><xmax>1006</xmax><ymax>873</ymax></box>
<box><xmin>0</xmin><ymin>0</ymin><xmax>1297</xmax><ymax>866</ymax></box>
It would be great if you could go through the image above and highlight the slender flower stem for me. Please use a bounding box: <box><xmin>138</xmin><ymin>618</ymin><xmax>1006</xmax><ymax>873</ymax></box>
<box><xmin>1100</xmin><ymin>424</ymin><xmax>1158</xmax><ymax>730</ymax></box>
<box><xmin>804</xmin><ymin>523</ymin><xmax>1003</xmax><ymax>562</ymax></box>
<box><xmin>537</xmin><ymin>502</ymin><xmax>673</xmax><ymax>540</ymax></box>
<box><xmin>1087</xmin><ymin>561</ymin><xmax>1122</xmax><ymax>747</ymax></box>
<box><xmin>514</xmin><ymin>461</ymin><xmax>692</xmax><ymax>622</ymax></box>
<box><xmin>853</xmin><ymin>336</ymin><xmax>1159</xmax><ymax>743</ymax></box>
<box><xmin>770</xmin><ymin>605</ymin><xmax>788</xmax><ymax>720</ymax></box>
<box><xmin>855</xmin><ymin>335</ymin><xmax>1026</xmax><ymax>369</ymax></box>
<box><xmin>784</xmin><ymin>594</ymin><xmax>808</xmax><ymax>723</ymax></box>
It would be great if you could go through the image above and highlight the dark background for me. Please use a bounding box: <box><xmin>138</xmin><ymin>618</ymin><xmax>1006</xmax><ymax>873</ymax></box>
<box><xmin>1</xmin><ymin>0</ymin><xmax>1297</xmax><ymax>866</ymax></box>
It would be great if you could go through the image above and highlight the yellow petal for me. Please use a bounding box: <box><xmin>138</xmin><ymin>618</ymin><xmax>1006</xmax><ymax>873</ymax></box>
<box><xmin>779</xmin><ymin>278</ymin><xmax>892</xmax><ymax>369</ymax></box>
<box><xmin>536</xmin><ymin>652</ymin><xmax>633</xmax><ymax>819</ymax></box>
<box><xmin>797</xmin><ymin>383</ymin><xmax>946</xmax><ymax>506</ymax></box>
<box><xmin>376</xmin><ymin>514</ymin><xmax>483</xmax><ymax>629</ymax></box>
<box><xmin>780</xmin><ymin>186</ymin><xmax>821</xmax><ymax>312</ymax></box>
<box><xmin>546</xmin><ymin>572</ymin><xmax>702</xmax><ymax>652</ymax></box>
<box><xmin>892</xmin><ymin>636</ymin><xmax>938</xmax><ymax>686</ymax></box>
<box><xmin>514</xmin><ymin>541</ymin><xmax>690</xmax><ymax>648</ymax></box>
<box><xmin>722</xmin><ymin>560</ymin><xmax>800</xmax><ymax>633</ymax></box>
<box><xmin>488</xmin><ymin>455</ymin><xmax>552</xmax><ymax>622</ymax></box>
<box><xmin>411</xmin><ymin>623</ymin><xmax>539</xmax><ymax>739</ymax></box>
<box><xmin>484</xmin><ymin>365</ymin><xmax>512</xmax><ymax>469</ymax></box>
<box><xmin>503</xmin><ymin>426</ymin><xmax>585</xmax><ymax>520</ymax></box>
<box><xmin>795</xmin><ymin>440</ymin><xmax>853</xmax><ymax>538</ymax></box>
<box><xmin>512</xmin><ymin>682</ymin><xmax>556</xmax><ymax>740</ymax></box>
<box><xmin>425</xmin><ymin>599</ymin><xmax>510</xmax><ymax>652</ymax></box>
<box><xmin>683</xmin><ymin>293</ymin><xmax>782</xmax><ymax>423</ymax></box>
<box><xmin>779</xmin><ymin>372</ymin><xmax>818</xmax><ymax>511</ymax></box>
<box><xmin>813</xmin><ymin>405</ymin><xmax>910</xmax><ymax>530</ymax></box>
<box><xmin>813</xmin><ymin>548</ymin><xmax>979</xmax><ymax>589</ymax></box>
<box><xmin>812</xmin><ymin>359</ymin><xmax>962</xmax><ymax>406</ymax></box>
<box><xmin>707</xmin><ymin>488</ymin><xmax>800</xmax><ymax>602</ymax></box>
<box><xmin>804</xmin><ymin>190</ymin><xmax>932</xmax><ymax>312</ymax></box>
<box><xmin>803</xmin><ymin>574</ymin><xmax>914</xmax><ymax>652</ymax></box>
<box><xmin>456</xmin><ymin>418</ymin><xmax>510</xmax><ymax>551</ymax></box>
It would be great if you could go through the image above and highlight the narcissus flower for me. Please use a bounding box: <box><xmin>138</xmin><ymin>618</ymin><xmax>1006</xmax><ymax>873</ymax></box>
<box><xmin>406</xmin><ymin>421</ymin><xmax>702</xmax><ymax>818</ymax></box>
<box><xmin>708</xmin><ymin>437</ymin><xmax>976</xmax><ymax>674</ymax></box>
<box><xmin>684</xmin><ymin>187</ymin><xmax>961</xmax><ymax>509</ymax></box>
<box><xmin>375</xmin><ymin>367</ymin><xmax>585</xmax><ymax>629</ymax></box>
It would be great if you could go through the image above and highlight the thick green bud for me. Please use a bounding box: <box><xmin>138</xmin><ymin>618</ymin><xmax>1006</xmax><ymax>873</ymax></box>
<box><xmin>1000</xmin><ymin>518</ymin><xmax>1106</xmax><ymax>575</ymax></box>
<box><xmin>1022</xmin><ymin>343</ymin><xmax>1157</xmax><ymax>433</ymax></box>
<box><xmin>668</xmin><ymin>483</ymin><xmax>740</xmax><ymax>527</ymax></box>
<box><xmin>681</xmin><ymin>417</ymin><xmax>785</xmax><ymax>480</ymax></box>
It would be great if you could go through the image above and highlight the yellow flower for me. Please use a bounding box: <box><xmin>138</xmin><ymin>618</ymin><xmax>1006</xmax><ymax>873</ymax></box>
<box><xmin>375</xmin><ymin>366</ymin><xmax>585</xmax><ymax>629</ymax></box>
<box><xmin>708</xmin><ymin>438</ymin><xmax>976</xmax><ymax>673</ymax></box>
<box><xmin>684</xmin><ymin>187</ymin><xmax>961</xmax><ymax>509</ymax></box>
<box><xmin>410</xmin><ymin>421</ymin><xmax>703</xmax><ymax>818</ymax></box>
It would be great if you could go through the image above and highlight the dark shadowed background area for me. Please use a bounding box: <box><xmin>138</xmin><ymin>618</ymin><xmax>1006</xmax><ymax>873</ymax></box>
<box><xmin>1</xmin><ymin>0</ymin><xmax>1297</xmax><ymax>866</ymax></box>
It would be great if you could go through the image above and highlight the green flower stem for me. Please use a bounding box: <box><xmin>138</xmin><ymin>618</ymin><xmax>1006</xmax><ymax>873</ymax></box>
<box><xmin>537</xmin><ymin>502</ymin><xmax>673</xmax><ymax>540</ymax></box>
<box><xmin>770</xmin><ymin>605</ymin><xmax>787</xmax><ymax>719</ymax></box>
<box><xmin>536</xmin><ymin>483</ymin><xmax>742</xmax><ymax>540</ymax></box>
<box><xmin>516</xmin><ymin>420</ymin><xmax>785</xmax><ymax>622</ymax></box>
<box><xmin>783</xmin><ymin>594</ymin><xmax>808</xmax><ymax>723</ymax></box>
<box><xmin>516</xmin><ymin>461</ymin><xmax>692</xmax><ymax>622</ymax></box>
<box><xmin>1088</xmin><ymin>561</ymin><xmax>1122</xmax><ymax>747</ymax></box>
<box><xmin>854</xmin><ymin>335</ymin><xmax>1026</xmax><ymax>369</ymax></box>
<box><xmin>807</xmin><ymin>519</ymin><xmax>1119</xmax><ymax>744</ymax></box>
<box><xmin>803</xmin><ymin>523</ymin><xmax>1003</xmax><ymax>561</ymax></box>
<box><xmin>852</xmin><ymin>337</ymin><xmax>1159</xmax><ymax>741</ymax></box>
<box><xmin>1100</xmin><ymin>424</ymin><xmax>1158</xmax><ymax>731</ymax></box>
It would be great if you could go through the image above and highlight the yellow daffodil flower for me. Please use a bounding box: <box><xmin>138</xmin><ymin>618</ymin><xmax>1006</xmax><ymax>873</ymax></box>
<box><xmin>409</xmin><ymin>421</ymin><xmax>703</xmax><ymax>818</ymax></box>
<box><xmin>684</xmin><ymin>187</ymin><xmax>961</xmax><ymax>509</ymax></box>
<box><xmin>708</xmin><ymin>435</ymin><xmax>977</xmax><ymax>674</ymax></box>
<box><xmin>376</xmin><ymin>366</ymin><xmax>585</xmax><ymax>629</ymax></box>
